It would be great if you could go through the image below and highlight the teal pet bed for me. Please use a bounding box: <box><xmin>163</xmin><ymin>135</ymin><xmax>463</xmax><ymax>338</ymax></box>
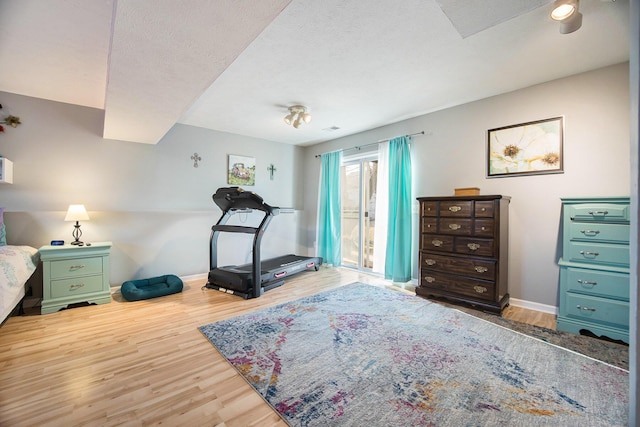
<box><xmin>121</xmin><ymin>274</ymin><xmax>183</xmax><ymax>301</ymax></box>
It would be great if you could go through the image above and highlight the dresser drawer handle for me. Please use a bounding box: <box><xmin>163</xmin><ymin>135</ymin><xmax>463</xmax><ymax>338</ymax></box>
<box><xmin>587</xmin><ymin>210</ymin><xmax>608</xmax><ymax>216</ymax></box>
<box><xmin>580</xmin><ymin>230</ymin><xmax>600</xmax><ymax>236</ymax></box>
<box><xmin>425</xmin><ymin>259</ymin><xmax>436</xmax><ymax>266</ymax></box>
<box><xmin>431</xmin><ymin>239</ymin><xmax>443</xmax><ymax>247</ymax></box>
<box><xmin>448</xmin><ymin>224</ymin><xmax>461</xmax><ymax>230</ymax></box>
<box><xmin>69</xmin><ymin>283</ymin><xmax>85</xmax><ymax>290</ymax></box>
<box><xmin>467</xmin><ymin>243</ymin><xmax>480</xmax><ymax>251</ymax></box>
<box><xmin>424</xmin><ymin>276</ymin><xmax>436</xmax><ymax>283</ymax></box>
<box><xmin>474</xmin><ymin>266</ymin><xmax>488</xmax><ymax>273</ymax></box>
<box><xmin>473</xmin><ymin>285</ymin><xmax>487</xmax><ymax>293</ymax></box>
<box><xmin>579</xmin><ymin>251</ymin><xmax>599</xmax><ymax>257</ymax></box>
<box><xmin>448</xmin><ymin>206</ymin><xmax>462</xmax><ymax>212</ymax></box>
<box><xmin>576</xmin><ymin>305</ymin><xmax>596</xmax><ymax>312</ymax></box>
<box><xmin>69</xmin><ymin>265</ymin><xmax>86</xmax><ymax>271</ymax></box>
<box><xmin>577</xmin><ymin>279</ymin><xmax>597</xmax><ymax>285</ymax></box>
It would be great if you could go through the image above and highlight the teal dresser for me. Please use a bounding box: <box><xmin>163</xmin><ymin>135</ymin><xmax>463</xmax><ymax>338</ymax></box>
<box><xmin>40</xmin><ymin>242</ymin><xmax>112</xmax><ymax>314</ymax></box>
<box><xmin>557</xmin><ymin>198</ymin><xmax>629</xmax><ymax>343</ymax></box>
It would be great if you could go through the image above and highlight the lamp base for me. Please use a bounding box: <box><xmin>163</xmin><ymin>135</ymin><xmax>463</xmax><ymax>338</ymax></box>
<box><xmin>70</xmin><ymin>241</ymin><xmax>84</xmax><ymax>246</ymax></box>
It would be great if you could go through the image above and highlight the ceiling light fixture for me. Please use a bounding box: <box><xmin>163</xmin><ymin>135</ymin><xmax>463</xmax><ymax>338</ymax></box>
<box><xmin>284</xmin><ymin>105</ymin><xmax>311</xmax><ymax>129</ymax></box>
<box><xmin>550</xmin><ymin>0</ymin><xmax>582</xmax><ymax>34</ymax></box>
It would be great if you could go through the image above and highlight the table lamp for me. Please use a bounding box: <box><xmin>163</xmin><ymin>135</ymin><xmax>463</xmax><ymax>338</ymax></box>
<box><xmin>64</xmin><ymin>204</ymin><xmax>90</xmax><ymax>245</ymax></box>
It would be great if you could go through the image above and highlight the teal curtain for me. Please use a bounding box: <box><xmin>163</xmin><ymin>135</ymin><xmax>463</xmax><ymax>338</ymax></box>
<box><xmin>385</xmin><ymin>136</ymin><xmax>412</xmax><ymax>281</ymax></box>
<box><xmin>317</xmin><ymin>151</ymin><xmax>342</xmax><ymax>266</ymax></box>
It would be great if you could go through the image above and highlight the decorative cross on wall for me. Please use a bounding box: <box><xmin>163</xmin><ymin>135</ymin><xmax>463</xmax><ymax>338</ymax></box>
<box><xmin>191</xmin><ymin>153</ymin><xmax>202</xmax><ymax>168</ymax></box>
<box><xmin>267</xmin><ymin>164</ymin><xmax>277</xmax><ymax>180</ymax></box>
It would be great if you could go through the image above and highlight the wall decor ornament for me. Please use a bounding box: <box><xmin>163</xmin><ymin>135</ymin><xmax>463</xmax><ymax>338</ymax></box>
<box><xmin>227</xmin><ymin>154</ymin><xmax>256</xmax><ymax>186</ymax></box>
<box><xmin>267</xmin><ymin>163</ymin><xmax>277</xmax><ymax>180</ymax></box>
<box><xmin>0</xmin><ymin>104</ymin><xmax>22</xmax><ymax>134</ymax></box>
<box><xmin>487</xmin><ymin>116</ymin><xmax>563</xmax><ymax>178</ymax></box>
<box><xmin>191</xmin><ymin>152</ymin><xmax>201</xmax><ymax>168</ymax></box>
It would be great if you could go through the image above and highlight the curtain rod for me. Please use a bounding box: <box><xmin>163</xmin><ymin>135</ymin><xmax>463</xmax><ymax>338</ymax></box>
<box><xmin>314</xmin><ymin>131</ymin><xmax>425</xmax><ymax>158</ymax></box>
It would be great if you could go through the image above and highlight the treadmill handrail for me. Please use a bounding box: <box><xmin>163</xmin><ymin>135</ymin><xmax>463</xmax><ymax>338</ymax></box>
<box><xmin>211</xmin><ymin>224</ymin><xmax>259</xmax><ymax>234</ymax></box>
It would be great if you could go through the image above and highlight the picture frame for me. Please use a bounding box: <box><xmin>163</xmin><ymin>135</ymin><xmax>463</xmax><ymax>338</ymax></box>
<box><xmin>227</xmin><ymin>154</ymin><xmax>256</xmax><ymax>186</ymax></box>
<box><xmin>487</xmin><ymin>116</ymin><xmax>563</xmax><ymax>178</ymax></box>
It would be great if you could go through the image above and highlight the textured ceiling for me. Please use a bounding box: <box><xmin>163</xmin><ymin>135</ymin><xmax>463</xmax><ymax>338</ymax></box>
<box><xmin>0</xmin><ymin>0</ymin><xmax>631</xmax><ymax>146</ymax></box>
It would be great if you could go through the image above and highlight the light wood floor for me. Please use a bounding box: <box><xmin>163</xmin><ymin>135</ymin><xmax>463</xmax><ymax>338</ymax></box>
<box><xmin>0</xmin><ymin>267</ymin><xmax>555</xmax><ymax>427</ymax></box>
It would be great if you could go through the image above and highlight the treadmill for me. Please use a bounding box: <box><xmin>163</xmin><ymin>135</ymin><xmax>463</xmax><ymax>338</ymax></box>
<box><xmin>205</xmin><ymin>187</ymin><xmax>322</xmax><ymax>299</ymax></box>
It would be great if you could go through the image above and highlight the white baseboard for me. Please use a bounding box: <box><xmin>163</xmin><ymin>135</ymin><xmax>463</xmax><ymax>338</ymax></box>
<box><xmin>180</xmin><ymin>272</ymin><xmax>208</xmax><ymax>282</ymax></box>
<box><xmin>509</xmin><ymin>297</ymin><xmax>558</xmax><ymax>315</ymax></box>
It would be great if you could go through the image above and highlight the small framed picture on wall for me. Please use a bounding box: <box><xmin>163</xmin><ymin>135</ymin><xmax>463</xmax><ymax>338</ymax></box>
<box><xmin>227</xmin><ymin>154</ymin><xmax>256</xmax><ymax>186</ymax></box>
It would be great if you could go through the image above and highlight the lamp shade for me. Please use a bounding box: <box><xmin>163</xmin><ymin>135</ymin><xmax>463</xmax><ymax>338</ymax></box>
<box><xmin>64</xmin><ymin>204</ymin><xmax>90</xmax><ymax>221</ymax></box>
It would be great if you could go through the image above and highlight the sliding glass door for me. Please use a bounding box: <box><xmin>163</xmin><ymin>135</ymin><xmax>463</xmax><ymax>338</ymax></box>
<box><xmin>340</xmin><ymin>155</ymin><xmax>378</xmax><ymax>270</ymax></box>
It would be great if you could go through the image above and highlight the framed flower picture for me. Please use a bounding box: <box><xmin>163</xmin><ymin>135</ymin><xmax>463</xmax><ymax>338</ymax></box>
<box><xmin>487</xmin><ymin>116</ymin><xmax>564</xmax><ymax>178</ymax></box>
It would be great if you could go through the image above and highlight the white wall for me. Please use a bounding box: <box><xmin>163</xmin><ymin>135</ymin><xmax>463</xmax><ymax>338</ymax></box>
<box><xmin>0</xmin><ymin>92</ymin><xmax>304</xmax><ymax>285</ymax></box>
<box><xmin>302</xmin><ymin>63</ymin><xmax>630</xmax><ymax>307</ymax></box>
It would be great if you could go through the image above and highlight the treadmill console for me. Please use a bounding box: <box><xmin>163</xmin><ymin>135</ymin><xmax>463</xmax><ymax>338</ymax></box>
<box><xmin>213</xmin><ymin>187</ymin><xmax>276</xmax><ymax>214</ymax></box>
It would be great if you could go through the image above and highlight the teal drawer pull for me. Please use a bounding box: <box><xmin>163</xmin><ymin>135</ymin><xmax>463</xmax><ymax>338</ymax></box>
<box><xmin>579</xmin><ymin>250</ymin><xmax>599</xmax><ymax>257</ymax></box>
<box><xmin>69</xmin><ymin>283</ymin><xmax>85</xmax><ymax>290</ymax></box>
<box><xmin>580</xmin><ymin>230</ymin><xmax>600</xmax><ymax>236</ymax></box>
<box><xmin>577</xmin><ymin>279</ymin><xmax>597</xmax><ymax>285</ymax></box>
<box><xmin>576</xmin><ymin>305</ymin><xmax>596</xmax><ymax>311</ymax></box>
<box><xmin>588</xmin><ymin>210</ymin><xmax>608</xmax><ymax>215</ymax></box>
<box><xmin>69</xmin><ymin>265</ymin><xmax>86</xmax><ymax>271</ymax></box>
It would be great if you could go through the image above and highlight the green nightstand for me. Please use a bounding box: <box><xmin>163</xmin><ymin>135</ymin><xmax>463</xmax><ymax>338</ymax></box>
<box><xmin>39</xmin><ymin>242</ymin><xmax>112</xmax><ymax>314</ymax></box>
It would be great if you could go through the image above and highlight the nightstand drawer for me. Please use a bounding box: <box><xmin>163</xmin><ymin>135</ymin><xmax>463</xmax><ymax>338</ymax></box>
<box><xmin>563</xmin><ymin>267</ymin><xmax>628</xmax><ymax>300</ymax></box>
<box><xmin>569</xmin><ymin>203</ymin><xmax>629</xmax><ymax>222</ymax></box>
<box><xmin>50</xmin><ymin>275</ymin><xmax>105</xmax><ymax>298</ymax></box>
<box><xmin>50</xmin><ymin>256</ymin><xmax>103</xmax><ymax>279</ymax></box>
<box><xmin>568</xmin><ymin>222</ymin><xmax>629</xmax><ymax>244</ymax></box>
<box><xmin>567</xmin><ymin>242</ymin><xmax>629</xmax><ymax>267</ymax></box>
<box><xmin>563</xmin><ymin>293</ymin><xmax>629</xmax><ymax>328</ymax></box>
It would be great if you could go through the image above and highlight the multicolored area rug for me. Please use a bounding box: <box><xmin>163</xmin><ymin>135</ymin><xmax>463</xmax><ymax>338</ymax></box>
<box><xmin>199</xmin><ymin>283</ymin><xmax>628</xmax><ymax>426</ymax></box>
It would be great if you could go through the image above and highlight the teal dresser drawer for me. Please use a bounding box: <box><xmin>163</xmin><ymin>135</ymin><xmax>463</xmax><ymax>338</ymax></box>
<box><xmin>563</xmin><ymin>293</ymin><xmax>629</xmax><ymax>328</ymax></box>
<box><xmin>51</xmin><ymin>275</ymin><xmax>105</xmax><ymax>299</ymax></box>
<box><xmin>566</xmin><ymin>242</ymin><xmax>629</xmax><ymax>267</ymax></box>
<box><xmin>50</xmin><ymin>256</ymin><xmax>103</xmax><ymax>279</ymax></box>
<box><xmin>568</xmin><ymin>203</ymin><xmax>629</xmax><ymax>222</ymax></box>
<box><xmin>562</xmin><ymin>267</ymin><xmax>629</xmax><ymax>300</ymax></box>
<box><xmin>568</xmin><ymin>222</ymin><xmax>629</xmax><ymax>244</ymax></box>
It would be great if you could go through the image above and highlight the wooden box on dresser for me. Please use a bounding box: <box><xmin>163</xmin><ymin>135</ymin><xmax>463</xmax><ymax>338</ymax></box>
<box><xmin>557</xmin><ymin>197</ymin><xmax>630</xmax><ymax>343</ymax></box>
<box><xmin>416</xmin><ymin>195</ymin><xmax>510</xmax><ymax>314</ymax></box>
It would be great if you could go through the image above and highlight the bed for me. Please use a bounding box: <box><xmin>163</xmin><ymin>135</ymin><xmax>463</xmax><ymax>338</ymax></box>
<box><xmin>1</xmin><ymin>207</ymin><xmax>40</xmax><ymax>324</ymax></box>
<box><xmin>1</xmin><ymin>245</ymin><xmax>39</xmax><ymax>324</ymax></box>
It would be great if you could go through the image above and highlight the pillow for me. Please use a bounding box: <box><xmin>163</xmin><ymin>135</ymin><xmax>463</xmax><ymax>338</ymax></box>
<box><xmin>0</xmin><ymin>208</ymin><xmax>5</xmax><ymax>246</ymax></box>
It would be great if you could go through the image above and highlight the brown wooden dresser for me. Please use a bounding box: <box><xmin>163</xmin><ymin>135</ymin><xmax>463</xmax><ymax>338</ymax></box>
<box><xmin>416</xmin><ymin>195</ymin><xmax>510</xmax><ymax>314</ymax></box>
